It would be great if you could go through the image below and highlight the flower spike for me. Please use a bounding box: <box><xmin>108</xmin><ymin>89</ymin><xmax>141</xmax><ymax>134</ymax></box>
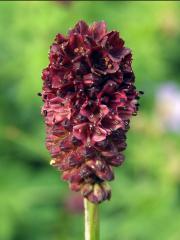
<box><xmin>40</xmin><ymin>20</ymin><xmax>142</xmax><ymax>204</ymax></box>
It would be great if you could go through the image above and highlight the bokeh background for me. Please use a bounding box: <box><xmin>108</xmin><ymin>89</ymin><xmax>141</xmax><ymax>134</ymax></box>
<box><xmin>0</xmin><ymin>1</ymin><xmax>180</xmax><ymax>240</ymax></box>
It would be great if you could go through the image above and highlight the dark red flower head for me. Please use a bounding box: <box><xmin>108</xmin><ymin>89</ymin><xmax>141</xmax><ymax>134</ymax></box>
<box><xmin>40</xmin><ymin>20</ymin><xmax>142</xmax><ymax>204</ymax></box>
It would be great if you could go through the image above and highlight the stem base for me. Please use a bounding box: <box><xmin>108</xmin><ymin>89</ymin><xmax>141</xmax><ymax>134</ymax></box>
<box><xmin>84</xmin><ymin>198</ymin><xmax>99</xmax><ymax>240</ymax></box>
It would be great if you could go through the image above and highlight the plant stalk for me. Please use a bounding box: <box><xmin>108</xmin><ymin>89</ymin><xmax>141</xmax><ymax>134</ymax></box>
<box><xmin>84</xmin><ymin>198</ymin><xmax>100</xmax><ymax>240</ymax></box>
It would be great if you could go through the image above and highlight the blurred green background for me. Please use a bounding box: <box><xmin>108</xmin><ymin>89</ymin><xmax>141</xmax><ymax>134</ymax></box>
<box><xmin>0</xmin><ymin>1</ymin><xmax>180</xmax><ymax>240</ymax></box>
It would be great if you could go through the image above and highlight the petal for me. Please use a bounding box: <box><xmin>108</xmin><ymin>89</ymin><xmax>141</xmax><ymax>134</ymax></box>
<box><xmin>97</xmin><ymin>142</ymin><xmax>117</xmax><ymax>157</ymax></box>
<box><xmin>101</xmin><ymin>115</ymin><xmax>124</xmax><ymax>132</ymax></box>
<box><xmin>109</xmin><ymin>48</ymin><xmax>131</xmax><ymax>63</ymax></box>
<box><xmin>51</xmin><ymin>124</ymin><xmax>67</xmax><ymax>138</ymax></box>
<box><xmin>94</xmin><ymin>139</ymin><xmax>109</xmax><ymax>151</ymax></box>
<box><xmin>116</xmin><ymin>141</ymin><xmax>127</xmax><ymax>151</ymax></box>
<box><xmin>83</xmin><ymin>73</ymin><xmax>95</xmax><ymax>86</ymax></box>
<box><xmin>72</xmin><ymin>60</ymin><xmax>89</xmax><ymax>75</ymax></box>
<box><xmin>99</xmin><ymin>105</ymin><xmax>109</xmax><ymax>117</ymax></box>
<box><xmin>61</xmin><ymin>119</ymin><xmax>72</xmax><ymax>131</ymax></box>
<box><xmin>62</xmin><ymin>168</ymin><xmax>82</xmax><ymax>183</ymax></box>
<box><xmin>102</xmin><ymin>31</ymin><xmax>125</xmax><ymax>62</ymax></box>
<box><xmin>110</xmin><ymin>91</ymin><xmax>127</xmax><ymax>110</ymax></box>
<box><xmin>111</xmin><ymin>129</ymin><xmax>126</xmax><ymax>142</ymax></box>
<box><xmin>73</xmin><ymin>123</ymin><xmax>89</xmax><ymax>143</ymax></box>
<box><xmin>80</xmin><ymin>100</ymin><xmax>96</xmax><ymax>119</ymax></box>
<box><xmin>102</xmin><ymin>31</ymin><xmax>124</xmax><ymax>49</ymax></box>
<box><xmin>118</xmin><ymin>108</ymin><xmax>133</xmax><ymax>120</ymax></box>
<box><xmin>60</xmin><ymin>153</ymin><xmax>84</xmax><ymax>170</ymax></box>
<box><xmin>100</xmin><ymin>182</ymin><xmax>111</xmax><ymax>200</ymax></box>
<box><xmin>48</xmin><ymin>144</ymin><xmax>61</xmax><ymax>158</ymax></box>
<box><xmin>86</xmin><ymin>160</ymin><xmax>114</xmax><ymax>181</ymax></box>
<box><xmin>81</xmin><ymin>183</ymin><xmax>93</xmax><ymax>197</ymax></box>
<box><xmin>49</xmin><ymin>43</ymin><xmax>61</xmax><ymax>63</ymax></box>
<box><xmin>44</xmin><ymin>111</ymin><xmax>54</xmax><ymax>126</ymax></box>
<box><xmin>41</xmin><ymin>67</ymin><xmax>49</xmax><ymax>81</ymax></box>
<box><xmin>114</xmin><ymin>92</ymin><xmax>127</xmax><ymax>103</ymax></box>
<box><xmin>72</xmin><ymin>136</ymin><xmax>83</xmax><ymax>146</ymax></box>
<box><xmin>92</xmin><ymin>126</ymin><xmax>107</xmax><ymax>142</ymax></box>
<box><xmin>80</xmin><ymin>101</ymin><xmax>109</xmax><ymax>123</ymax></box>
<box><xmin>107</xmin><ymin>154</ymin><xmax>125</xmax><ymax>166</ymax></box>
<box><xmin>100</xmin><ymin>31</ymin><xmax>131</xmax><ymax>63</ymax></box>
<box><xmin>87</xmin><ymin>184</ymin><xmax>106</xmax><ymax>204</ymax></box>
<box><xmin>69</xmin><ymin>33</ymin><xmax>84</xmax><ymax>50</ymax></box>
<box><xmin>49</xmin><ymin>97</ymin><xmax>64</xmax><ymax>104</ymax></box>
<box><xmin>89</xmin><ymin>47</ymin><xmax>106</xmax><ymax>74</ymax></box>
<box><xmin>53</xmin><ymin>106</ymin><xmax>71</xmax><ymax>123</ymax></box>
<box><xmin>79</xmin><ymin>165</ymin><xmax>93</xmax><ymax>179</ymax></box>
<box><xmin>70</xmin><ymin>182</ymin><xmax>82</xmax><ymax>192</ymax></box>
<box><xmin>55</xmin><ymin>33</ymin><xmax>67</xmax><ymax>44</ymax></box>
<box><xmin>90</xmin><ymin>21</ymin><xmax>107</xmax><ymax>41</ymax></box>
<box><xmin>52</xmin><ymin>75</ymin><xmax>61</xmax><ymax>88</ymax></box>
<box><xmin>98</xmin><ymin>81</ymin><xmax>118</xmax><ymax>99</ymax></box>
<box><xmin>69</xmin><ymin>20</ymin><xmax>89</xmax><ymax>35</ymax></box>
<box><xmin>60</xmin><ymin>137</ymin><xmax>73</xmax><ymax>152</ymax></box>
<box><xmin>83</xmin><ymin>146</ymin><xmax>97</xmax><ymax>159</ymax></box>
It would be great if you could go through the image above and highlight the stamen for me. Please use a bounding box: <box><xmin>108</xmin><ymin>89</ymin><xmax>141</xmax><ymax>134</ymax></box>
<box><xmin>96</xmin><ymin>160</ymin><xmax>101</xmax><ymax>167</ymax></box>
<box><xmin>79</xmin><ymin>47</ymin><xmax>84</xmax><ymax>53</ymax></box>
<box><xmin>50</xmin><ymin>159</ymin><xmax>56</xmax><ymax>165</ymax></box>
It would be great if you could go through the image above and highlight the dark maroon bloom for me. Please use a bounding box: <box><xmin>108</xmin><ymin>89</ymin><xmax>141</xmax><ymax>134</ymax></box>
<box><xmin>41</xmin><ymin>20</ymin><xmax>142</xmax><ymax>204</ymax></box>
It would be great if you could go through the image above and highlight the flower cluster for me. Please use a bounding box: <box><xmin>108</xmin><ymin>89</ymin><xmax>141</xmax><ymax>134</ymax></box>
<box><xmin>41</xmin><ymin>20</ymin><xmax>142</xmax><ymax>203</ymax></box>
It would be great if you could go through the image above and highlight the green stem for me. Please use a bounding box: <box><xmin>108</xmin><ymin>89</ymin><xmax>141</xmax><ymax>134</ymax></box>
<box><xmin>84</xmin><ymin>198</ymin><xmax>100</xmax><ymax>240</ymax></box>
